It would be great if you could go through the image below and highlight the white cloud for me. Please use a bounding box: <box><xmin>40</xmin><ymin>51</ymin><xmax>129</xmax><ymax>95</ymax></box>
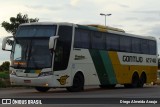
<box><xmin>70</xmin><ymin>0</ymin><xmax>80</xmax><ymax>7</ymax></box>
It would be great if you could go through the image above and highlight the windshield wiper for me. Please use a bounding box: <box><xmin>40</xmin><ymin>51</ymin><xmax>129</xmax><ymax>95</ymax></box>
<box><xmin>25</xmin><ymin>40</ymin><xmax>33</xmax><ymax>72</ymax></box>
<box><xmin>24</xmin><ymin>43</ymin><xmax>29</xmax><ymax>60</ymax></box>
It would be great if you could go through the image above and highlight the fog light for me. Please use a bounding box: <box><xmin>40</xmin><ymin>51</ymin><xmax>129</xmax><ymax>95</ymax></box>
<box><xmin>43</xmin><ymin>83</ymin><xmax>49</xmax><ymax>87</ymax></box>
<box><xmin>11</xmin><ymin>81</ymin><xmax>15</xmax><ymax>84</ymax></box>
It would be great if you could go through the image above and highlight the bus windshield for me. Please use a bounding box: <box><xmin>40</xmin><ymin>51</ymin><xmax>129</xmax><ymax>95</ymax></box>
<box><xmin>12</xmin><ymin>25</ymin><xmax>56</xmax><ymax>69</ymax></box>
<box><xmin>13</xmin><ymin>38</ymin><xmax>52</xmax><ymax>69</ymax></box>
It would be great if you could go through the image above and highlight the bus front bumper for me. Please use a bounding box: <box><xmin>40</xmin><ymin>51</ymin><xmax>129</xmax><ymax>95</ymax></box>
<box><xmin>10</xmin><ymin>75</ymin><xmax>55</xmax><ymax>87</ymax></box>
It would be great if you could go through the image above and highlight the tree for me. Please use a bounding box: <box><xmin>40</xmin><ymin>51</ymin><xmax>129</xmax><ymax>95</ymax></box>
<box><xmin>0</xmin><ymin>61</ymin><xmax>10</xmax><ymax>72</ymax></box>
<box><xmin>1</xmin><ymin>13</ymin><xmax>39</xmax><ymax>35</ymax></box>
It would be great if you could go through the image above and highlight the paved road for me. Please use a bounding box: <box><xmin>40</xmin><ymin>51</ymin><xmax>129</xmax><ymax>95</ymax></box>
<box><xmin>0</xmin><ymin>85</ymin><xmax>160</xmax><ymax>107</ymax></box>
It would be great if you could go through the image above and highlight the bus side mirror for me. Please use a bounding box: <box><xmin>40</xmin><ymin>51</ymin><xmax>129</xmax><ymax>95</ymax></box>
<box><xmin>49</xmin><ymin>36</ymin><xmax>59</xmax><ymax>50</ymax></box>
<box><xmin>2</xmin><ymin>36</ymin><xmax>14</xmax><ymax>51</ymax></box>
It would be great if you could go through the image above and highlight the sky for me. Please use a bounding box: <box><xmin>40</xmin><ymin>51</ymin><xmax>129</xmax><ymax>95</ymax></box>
<box><xmin>0</xmin><ymin>0</ymin><xmax>160</xmax><ymax>64</ymax></box>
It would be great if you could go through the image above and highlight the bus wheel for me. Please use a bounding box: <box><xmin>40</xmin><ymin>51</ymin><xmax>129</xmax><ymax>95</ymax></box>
<box><xmin>131</xmin><ymin>73</ymin><xmax>139</xmax><ymax>88</ymax></box>
<box><xmin>124</xmin><ymin>73</ymin><xmax>139</xmax><ymax>88</ymax></box>
<box><xmin>138</xmin><ymin>73</ymin><xmax>146</xmax><ymax>88</ymax></box>
<box><xmin>99</xmin><ymin>84</ymin><xmax>116</xmax><ymax>89</ymax></box>
<box><xmin>66</xmin><ymin>72</ymin><xmax>84</xmax><ymax>92</ymax></box>
<box><xmin>35</xmin><ymin>87</ymin><xmax>50</xmax><ymax>92</ymax></box>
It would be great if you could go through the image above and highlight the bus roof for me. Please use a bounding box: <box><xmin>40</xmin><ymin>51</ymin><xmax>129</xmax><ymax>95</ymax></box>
<box><xmin>19</xmin><ymin>22</ymin><xmax>74</xmax><ymax>26</ymax></box>
<box><xmin>77</xmin><ymin>24</ymin><xmax>156</xmax><ymax>41</ymax></box>
<box><xmin>19</xmin><ymin>22</ymin><xmax>156</xmax><ymax>41</ymax></box>
<box><xmin>87</xmin><ymin>24</ymin><xmax>125</xmax><ymax>33</ymax></box>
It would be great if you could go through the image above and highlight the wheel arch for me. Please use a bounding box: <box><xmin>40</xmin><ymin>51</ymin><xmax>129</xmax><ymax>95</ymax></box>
<box><xmin>71</xmin><ymin>70</ymin><xmax>85</xmax><ymax>86</ymax></box>
<box><xmin>66</xmin><ymin>70</ymin><xmax>85</xmax><ymax>92</ymax></box>
<box><xmin>131</xmin><ymin>71</ymin><xmax>139</xmax><ymax>81</ymax></box>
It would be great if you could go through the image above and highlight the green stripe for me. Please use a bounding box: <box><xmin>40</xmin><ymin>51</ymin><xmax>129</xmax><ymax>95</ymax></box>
<box><xmin>89</xmin><ymin>49</ymin><xmax>109</xmax><ymax>85</ymax></box>
<box><xmin>89</xmin><ymin>49</ymin><xmax>117</xmax><ymax>85</ymax></box>
<box><xmin>100</xmin><ymin>51</ymin><xmax>117</xmax><ymax>84</ymax></box>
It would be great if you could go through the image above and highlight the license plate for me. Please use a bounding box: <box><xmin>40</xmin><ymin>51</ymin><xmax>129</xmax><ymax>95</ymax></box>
<box><xmin>24</xmin><ymin>80</ymin><xmax>31</xmax><ymax>83</ymax></box>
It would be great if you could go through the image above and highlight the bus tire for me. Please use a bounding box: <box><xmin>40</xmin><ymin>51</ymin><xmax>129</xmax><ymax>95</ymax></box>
<box><xmin>66</xmin><ymin>72</ymin><xmax>84</xmax><ymax>92</ymax></box>
<box><xmin>124</xmin><ymin>72</ymin><xmax>139</xmax><ymax>88</ymax></box>
<box><xmin>35</xmin><ymin>87</ymin><xmax>50</xmax><ymax>92</ymax></box>
<box><xmin>138</xmin><ymin>72</ymin><xmax>146</xmax><ymax>88</ymax></box>
<box><xmin>131</xmin><ymin>72</ymin><xmax>139</xmax><ymax>88</ymax></box>
<box><xmin>99</xmin><ymin>84</ymin><xmax>116</xmax><ymax>89</ymax></box>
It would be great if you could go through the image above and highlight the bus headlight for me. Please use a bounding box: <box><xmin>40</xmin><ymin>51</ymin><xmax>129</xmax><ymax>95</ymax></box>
<box><xmin>38</xmin><ymin>71</ymin><xmax>53</xmax><ymax>77</ymax></box>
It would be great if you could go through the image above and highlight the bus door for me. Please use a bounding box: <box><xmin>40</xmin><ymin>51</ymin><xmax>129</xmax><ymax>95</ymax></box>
<box><xmin>53</xmin><ymin>26</ymin><xmax>72</xmax><ymax>71</ymax></box>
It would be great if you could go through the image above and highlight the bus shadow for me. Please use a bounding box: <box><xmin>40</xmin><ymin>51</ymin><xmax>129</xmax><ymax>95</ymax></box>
<box><xmin>29</xmin><ymin>85</ymin><xmax>158</xmax><ymax>94</ymax></box>
<box><xmin>46</xmin><ymin>85</ymin><xmax>157</xmax><ymax>93</ymax></box>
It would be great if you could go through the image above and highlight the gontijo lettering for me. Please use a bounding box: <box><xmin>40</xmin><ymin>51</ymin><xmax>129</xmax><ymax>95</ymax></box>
<box><xmin>123</xmin><ymin>55</ymin><xmax>156</xmax><ymax>63</ymax></box>
<box><xmin>123</xmin><ymin>55</ymin><xmax>143</xmax><ymax>63</ymax></box>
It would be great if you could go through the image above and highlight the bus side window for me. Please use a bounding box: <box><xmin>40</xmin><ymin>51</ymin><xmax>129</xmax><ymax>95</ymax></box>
<box><xmin>120</xmin><ymin>36</ymin><xmax>131</xmax><ymax>52</ymax></box>
<box><xmin>149</xmin><ymin>40</ymin><xmax>156</xmax><ymax>55</ymax></box>
<box><xmin>91</xmin><ymin>32</ymin><xmax>105</xmax><ymax>50</ymax></box>
<box><xmin>106</xmin><ymin>33</ymin><xmax>119</xmax><ymax>51</ymax></box>
<box><xmin>132</xmin><ymin>38</ymin><xmax>141</xmax><ymax>53</ymax></box>
<box><xmin>141</xmin><ymin>39</ymin><xmax>149</xmax><ymax>54</ymax></box>
<box><xmin>74</xmin><ymin>29</ymin><xmax>90</xmax><ymax>49</ymax></box>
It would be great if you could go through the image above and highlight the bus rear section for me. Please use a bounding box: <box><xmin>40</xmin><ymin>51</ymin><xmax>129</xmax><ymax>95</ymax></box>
<box><xmin>73</xmin><ymin>24</ymin><xmax>158</xmax><ymax>89</ymax></box>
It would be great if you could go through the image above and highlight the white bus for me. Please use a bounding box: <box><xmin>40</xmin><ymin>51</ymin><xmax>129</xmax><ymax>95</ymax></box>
<box><xmin>2</xmin><ymin>22</ymin><xmax>158</xmax><ymax>92</ymax></box>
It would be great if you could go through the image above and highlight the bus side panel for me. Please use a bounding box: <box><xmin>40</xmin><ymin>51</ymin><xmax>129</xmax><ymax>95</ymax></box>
<box><xmin>108</xmin><ymin>51</ymin><xmax>157</xmax><ymax>84</ymax></box>
<box><xmin>72</xmin><ymin>49</ymin><xmax>101</xmax><ymax>85</ymax></box>
<box><xmin>108</xmin><ymin>51</ymin><xmax>133</xmax><ymax>84</ymax></box>
<box><xmin>147</xmin><ymin>66</ymin><xmax>157</xmax><ymax>83</ymax></box>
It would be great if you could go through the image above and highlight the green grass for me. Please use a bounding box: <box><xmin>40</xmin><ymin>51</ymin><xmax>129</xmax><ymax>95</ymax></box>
<box><xmin>0</xmin><ymin>72</ymin><xmax>10</xmax><ymax>88</ymax></box>
<box><xmin>0</xmin><ymin>80</ymin><xmax>7</xmax><ymax>88</ymax></box>
<box><xmin>0</xmin><ymin>72</ymin><xmax>9</xmax><ymax>79</ymax></box>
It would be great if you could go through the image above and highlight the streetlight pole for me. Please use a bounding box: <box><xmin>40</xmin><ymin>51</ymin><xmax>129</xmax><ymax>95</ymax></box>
<box><xmin>100</xmin><ymin>13</ymin><xmax>112</xmax><ymax>26</ymax></box>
